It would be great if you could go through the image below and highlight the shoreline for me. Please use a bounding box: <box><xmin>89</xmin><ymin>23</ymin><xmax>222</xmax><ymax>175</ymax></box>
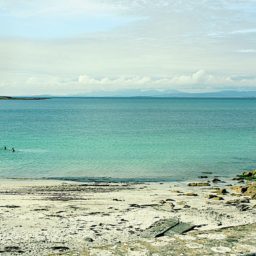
<box><xmin>0</xmin><ymin>172</ymin><xmax>255</xmax><ymax>255</ymax></box>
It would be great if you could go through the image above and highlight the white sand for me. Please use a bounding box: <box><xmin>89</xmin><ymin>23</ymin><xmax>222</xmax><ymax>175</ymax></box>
<box><xmin>0</xmin><ymin>178</ymin><xmax>255</xmax><ymax>255</ymax></box>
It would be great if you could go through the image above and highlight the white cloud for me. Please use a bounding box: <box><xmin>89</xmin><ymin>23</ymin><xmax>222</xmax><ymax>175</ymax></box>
<box><xmin>1</xmin><ymin>70</ymin><xmax>256</xmax><ymax>96</ymax></box>
<box><xmin>0</xmin><ymin>0</ymin><xmax>122</xmax><ymax>18</ymax></box>
<box><xmin>236</xmin><ymin>49</ymin><xmax>256</xmax><ymax>53</ymax></box>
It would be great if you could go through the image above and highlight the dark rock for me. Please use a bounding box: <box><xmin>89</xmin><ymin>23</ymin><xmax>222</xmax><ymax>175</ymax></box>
<box><xmin>198</xmin><ymin>176</ymin><xmax>208</xmax><ymax>178</ymax></box>
<box><xmin>51</xmin><ymin>246</ymin><xmax>69</xmax><ymax>251</ymax></box>
<box><xmin>212</xmin><ymin>178</ymin><xmax>223</xmax><ymax>183</ymax></box>
<box><xmin>4</xmin><ymin>246</ymin><xmax>24</xmax><ymax>253</ymax></box>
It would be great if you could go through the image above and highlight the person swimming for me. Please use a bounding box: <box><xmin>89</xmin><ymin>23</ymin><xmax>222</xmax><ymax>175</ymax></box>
<box><xmin>4</xmin><ymin>146</ymin><xmax>7</xmax><ymax>150</ymax></box>
<box><xmin>11</xmin><ymin>147</ymin><xmax>15</xmax><ymax>152</ymax></box>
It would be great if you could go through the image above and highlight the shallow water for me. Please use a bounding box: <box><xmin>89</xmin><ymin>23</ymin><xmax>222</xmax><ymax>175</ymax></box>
<box><xmin>1</xmin><ymin>97</ymin><xmax>256</xmax><ymax>181</ymax></box>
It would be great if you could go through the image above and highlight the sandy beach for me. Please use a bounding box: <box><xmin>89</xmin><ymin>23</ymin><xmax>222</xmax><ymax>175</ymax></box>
<box><xmin>0</xmin><ymin>173</ymin><xmax>255</xmax><ymax>255</ymax></box>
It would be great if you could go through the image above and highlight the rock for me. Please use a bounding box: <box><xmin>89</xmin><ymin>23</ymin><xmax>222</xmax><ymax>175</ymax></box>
<box><xmin>207</xmin><ymin>194</ymin><xmax>224</xmax><ymax>200</ymax></box>
<box><xmin>184</xmin><ymin>192</ymin><xmax>198</xmax><ymax>196</ymax></box>
<box><xmin>226</xmin><ymin>198</ymin><xmax>250</xmax><ymax>205</ymax></box>
<box><xmin>236</xmin><ymin>170</ymin><xmax>256</xmax><ymax>181</ymax></box>
<box><xmin>244</xmin><ymin>183</ymin><xmax>256</xmax><ymax>199</ymax></box>
<box><xmin>158</xmin><ymin>201</ymin><xmax>175</xmax><ymax>211</ymax></box>
<box><xmin>188</xmin><ymin>182</ymin><xmax>210</xmax><ymax>187</ymax></box>
<box><xmin>242</xmin><ymin>170</ymin><xmax>256</xmax><ymax>177</ymax></box>
<box><xmin>231</xmin><ymin>183</ymin><xmax>256</xmax><ymax>199</ymax></box>
<box><xmin>198</xmin><ymin>176</ymin><xmax>208</xmax><ymax>178</ymax></box>
<box><xmin>85</xmin><ymin>237</ymin><xmax>94</xmax><ymax>242</ymax></box>
<box><xmin>231</xmin><ymin>185</ymin><xmax>248</xmax><ymax>194</ymax></box>
<box><xmin>113</xmin><ymin>198</ymin><xmax>123</xmax><ymax>201</ymax></box>
<box><xmin>4</xmin><ymin>246</ymin><xmax>24</xmax><ymax>253</ymax></box>
<box><xmin>142</xmin><ymin>219</ymin><xmax>198</xmax><ymax>238</ymax></box>
<box><xmin>212</xmin><ymin>188</ymin><xmax>228</xmax><ymax>195</ymax></box>
<box><xmin>236</xmin><ymin>204</ymin><xmax>251</xmax><ymax>211</ymax></box>
<box><xmin>51</xmin><ymin>246</ymin><xmax>69</xmax><ymax>251</ymax></box>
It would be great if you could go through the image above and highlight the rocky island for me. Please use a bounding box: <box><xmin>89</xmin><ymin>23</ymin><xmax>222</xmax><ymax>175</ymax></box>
<box><xmin>0</xmin><ymin>96</ymin><xmax>49</xmax><ymax>100</ymax></box>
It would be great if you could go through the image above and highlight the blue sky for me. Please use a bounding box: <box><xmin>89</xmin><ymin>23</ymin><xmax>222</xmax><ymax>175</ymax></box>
<box><xmin>0</xmin><ymin>0</ymin><xmax>256</xmax><ymax>96</ymax></box>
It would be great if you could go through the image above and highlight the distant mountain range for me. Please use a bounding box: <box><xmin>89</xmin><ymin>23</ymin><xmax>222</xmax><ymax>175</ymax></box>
<box><xmin>68</xmin><ymin>90</ymin><xmax>256</xmax><ymax>98</ymax></box>
<box><xmin>3</xmin><ymin>90</ymin><xmax>256</xmax><ymax>99</ymax></box>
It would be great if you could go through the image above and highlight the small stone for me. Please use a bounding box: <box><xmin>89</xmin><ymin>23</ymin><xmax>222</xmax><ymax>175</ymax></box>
<box><xmin>188</xmin><ymin>182</ymin><xmax>210</xmax><ymax>187</ymax></box>
<box><xmin>184</xmin><ymin>192</ymin><xmax>198</xmax><ymax>196</ymax></box>
<box><xmin>84</xmin><ymin>237</ymin><xmax>94</xmax><ymax>242</ymax></box>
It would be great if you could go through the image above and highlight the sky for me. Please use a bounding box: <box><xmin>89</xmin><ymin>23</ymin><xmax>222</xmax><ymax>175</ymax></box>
<box><xmin>0</xmin><ymin>0</ymin><xmax>256</xmax><ymax>96</ymax></box>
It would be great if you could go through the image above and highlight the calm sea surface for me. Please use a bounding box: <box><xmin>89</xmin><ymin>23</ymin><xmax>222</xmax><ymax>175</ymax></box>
<box><xmin>1</xmin><ymin>98</ymin><xmax>256</xmax><ymax>181</ymax></box>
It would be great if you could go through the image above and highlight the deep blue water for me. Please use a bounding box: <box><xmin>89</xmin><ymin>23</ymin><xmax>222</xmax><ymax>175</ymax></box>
<box><xmin>1</xmin><ymin>97</ymin><xmax>256</xmax><ymax>181</ymax></box>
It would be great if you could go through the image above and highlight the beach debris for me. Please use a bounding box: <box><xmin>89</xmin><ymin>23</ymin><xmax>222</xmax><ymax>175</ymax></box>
<box><xmin>142</xmin><ymin>219</ymin><xmax>198</xmax><ymax>238</ymax></box>
<box><xmin>187</xmin><ymin>182</ymin><xmax>210</xmax><ymax>187</ymax></box>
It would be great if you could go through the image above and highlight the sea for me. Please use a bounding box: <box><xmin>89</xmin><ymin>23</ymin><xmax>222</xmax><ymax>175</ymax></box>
<box><xmin>1</xmin><ymin>97</ymin><xmax>256</xmax><ymax>182</ymax></box>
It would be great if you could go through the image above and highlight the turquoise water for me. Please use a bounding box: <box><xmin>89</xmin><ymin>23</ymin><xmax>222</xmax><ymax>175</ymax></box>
<box><xmin>1</xmin><ymin>98</ymin><xmax>256</xmax><ymax>181</ymax></box>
